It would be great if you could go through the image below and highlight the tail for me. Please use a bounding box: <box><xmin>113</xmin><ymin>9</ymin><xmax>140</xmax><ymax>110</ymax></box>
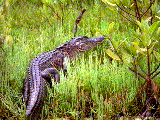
<box><xmin>24</xmin><ymin>77</ymin><xmax>48</xmax><ymax>119</ymax></box>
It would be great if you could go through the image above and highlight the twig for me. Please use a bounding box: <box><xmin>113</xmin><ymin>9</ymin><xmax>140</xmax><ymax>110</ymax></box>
<box><xmin>74</xmin><ymin>9</ymin><xmax>86</xmax><ymax>37</ymax></box>
<box><xmin>120</xmin><ymin>2</ymin><xmax>135</xmax><ymax>12</ymax></box>
<box><xmin>146</xmin><ymin>46</ymin><xmax>152</xmax><ymax>98</ymax></box>
<box><xmin>149</xmin><ymin>0</ymin><xmax>154</xmax><ymax>25</ymax></box>
<box><xmin>147</xmin><ymin>46</ymin><xmax>151</xmax><ymax>79</ymax></box>
<box><xmin>129</xmin><ymin>67</ymin><xmax>148</xmax><ymax>81</ymax></box>
<box><xmin>118</xmin><ymin>11</ymin><xmax>138</xmax><ymax>26</ymax></box>
<box><xmin>138</xmin><ymin>64</ymin><xmax>147</xmax><ymax>75</ymax></box>
<box><xmin>133</xmin><ymin>0</ymin><xmax>141</xmax><ymax>22</ymax></box>
<box><xmin>116</xmin><ymin>3</ymin><xmax>136</xmax><ymax>17</ymax></box>
<box><xmin>47</xmin><ymin>5</ymin><xmax>60</xmax><ymax>19</ymax></box>
<box><xmin>151</xmin><ymin>71</ymin><xmax>160</xmax><ymax>80</ymax></box>
<box><xmin>141</xmin><ymin>0</ymin><xmax>154</xmax><ymax>17</ymax></box>
<box><xmin>136</xmin><ymin>74</ymin><xmax>158</xmax><ymax>101</ymax></box>
<box><xmin>151</xmin><ymin>63</ymin><xmax>160</xmax><ymax>75</ymax></box>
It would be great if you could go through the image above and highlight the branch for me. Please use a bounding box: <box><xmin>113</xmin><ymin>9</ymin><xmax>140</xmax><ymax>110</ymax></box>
<box><xmin>147</xmin><ymin>46</ymin><xmax>151</xmax><ymax>79</ymax></box>
<box><xmin>149</xmin><ymin>0</ymin><xmax>154</xmax><ymax>25</ymax></box>
<box><xmin>47</xmin><ymin>4</ymin><xmax>60</xmax><ymax>19</ymax></box>
<box><xmin>120</xmin><ymin>2</ymin><xmax>135</xmax><ymax>12</ymax></box>
<box><xmin>118</xmin><ymin>11</ymin><xmax>138</xmax><ymax>27</ymax></box>
<box><xmin>151</xmin><ymin>80</ymin><xmax>158</xmax><ymax>96</ymax></box>
<box><xmin>74</xmin><ymin>9</ymin><xmax>86</xmax><ymax>37</ymax></box>
<box><xmin>151</xmin><ymin>63</ymin><xmax>160</xmax><ymax>75</ymax></box>
<box><xmin>133</xmin><ymin>0</ymin><xmax>141</xmax><ymax>22</ymax></box>
<box><xmin>141</xmin><ymin>0</ymin><xmax>154</xmax><ymax>17</ymax></box>
<box><xmin>151</xmin><ymin>71</ymin><xmax>160</xmax><ymax>80</ymax></box>
<box><xmin>138</xmin><ymin>64</ymin><xmax>147</xmax><ymax>76</ymax></box>
<box><xmin>116</xmin><ymin>3</ymin><xmax>136</xmax><ymax>17</ymax></box>
<box><xmin>137</xmin><ymin>80</ymin><xmax>147</xmax><ymax>96</ymax></box>
<box><xmin>129</xmin><ymin>67</ymin><xmax>148</xmax><ymax>81</ymax></box>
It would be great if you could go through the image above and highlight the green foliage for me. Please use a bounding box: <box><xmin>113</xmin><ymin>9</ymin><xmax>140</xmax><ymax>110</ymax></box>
<box><xmin>102</xmin><ymin>0</ymin><xmax>160</xmax><ymax>117</ymax></box>
<box><xmin>44</xmin><ymin>54</ymin><xmax>138</xmax><ymax>119</ymax></box>
<box><xmin>102</xmin><ymin>0</ymin><xmax>160</xmax><ymax>27</ymax></box>
<box><xmin>105</xmin><ymin>49</ymin><xmax>120</xmax><ymax>60</ymax></box>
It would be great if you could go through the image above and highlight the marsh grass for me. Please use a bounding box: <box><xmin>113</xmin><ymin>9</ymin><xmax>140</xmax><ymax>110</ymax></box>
<box><xmin>1</xmin><ymin>1</ymin><xmax>159</xmax><ymax>119</ymax></box>
<box><xmin>42</xmin><ymin>53</ymin><xmax>139</xmax><ymax>119</ymax></box>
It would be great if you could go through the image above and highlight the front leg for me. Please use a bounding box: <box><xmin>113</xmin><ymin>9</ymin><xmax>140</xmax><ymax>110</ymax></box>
<box><xmin>63</xmin><ymin>57</ymin><xmax>69</xmax><ymax>77</ymax></box>
<box><xmin>41</xmin><ymin>68</ymin><xmax>60</xmax><ymax>87</ymax></box>
<box><xmin>63</xmin><ymin>64</ymin><xmax>67</xmax><ymax>77</ymax></box>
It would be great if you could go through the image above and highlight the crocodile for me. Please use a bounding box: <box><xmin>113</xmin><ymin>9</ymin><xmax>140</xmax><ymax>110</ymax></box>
<box><xmin>23</xmin><ymin>36</ymin><xmax>105</xmax><ymax>119</ymax></box>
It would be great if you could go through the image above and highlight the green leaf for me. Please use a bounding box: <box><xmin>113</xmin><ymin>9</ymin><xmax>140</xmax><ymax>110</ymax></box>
<box><xmin>101</xmin><ymin>21</ymin><xmax>108</xmax><ymax>34</ymax></box>
<box><xmin>153</xmin><ymin>51</ymin><xmax>160</xmax><ymax>61</ymax></box>
<box><xmin>102</xmin><ymin>0</ymin><xmax>117</xmax><ymax>7</ymax></box>
<box><xmin>151</xmin><ymin>1</ymin><xmax>158</xmax><ymax>13</ymax></box>
<box><xmin>121</xmin><ymin>0</ymin><xmax>130</xmax><ymax>6</ymax></box>
<box><xmin>108</xmin><ymin>22</ymin><xmax>115</xmax><ymax>34</ymax></box>
<box><xmin>132</xmin><ymin>42</ymin><xmax>145</xmax><ymax>55</ymax></box>
<box><xmin>121</xmin><ymin>50</ymin><xmax>133</xmax><ymax>65</ymax></box>
<box><xmin>148</xmin><ymin>21</ymin><xmax>160</xmax><ymax>35</ymax></box>
<box><xmin>136</xmin><ymin>20</ymin><xmax>142</xmax><ymax>29</ymax></box>
<box><xmin>136</xmin><ymin>19</ymin><xmax>150</xmax><ymax>32</ymax></box>
<box><xmin>136</xmin><ymin>28</ymin><xmax>141</xmax><ymax>36</ymax></box>
<box><xmin>142</xmin><ymin>32</ymin><xmax>151</xmax><ymax>46</ymax></box>
<box><xmin>156</xmin><ymin>27</ymin><xmax>160</xmax><ymax>37</ymax></box>
<box><xmin>105</xmin><ymin>49</ymin><xmax>120</xmax><ymax>60</ymax></box>
<box><xmin>123</xmin><ymin>41</ymin><xmax>137</xmax><ymax>56</ymax></box>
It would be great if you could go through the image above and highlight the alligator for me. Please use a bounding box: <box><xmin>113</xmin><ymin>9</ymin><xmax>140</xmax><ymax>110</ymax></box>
<box><xmin>23</xmin><ymin>36</ymin><xmax>105</xmax><ymax>119</ymax></box>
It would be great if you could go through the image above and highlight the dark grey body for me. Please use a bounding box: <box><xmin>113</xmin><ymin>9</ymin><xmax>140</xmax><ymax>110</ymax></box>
<box><xmin>23</xmin><ymin>36</ymin><xmax>105</xmax><ymax>119</ymax></box>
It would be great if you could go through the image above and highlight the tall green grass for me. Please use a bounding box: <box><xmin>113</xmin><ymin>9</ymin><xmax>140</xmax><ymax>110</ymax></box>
<box><xmin>37</xmin><ymin>51</ymin><xmax>139</xmax><ymax>119</ymax></box>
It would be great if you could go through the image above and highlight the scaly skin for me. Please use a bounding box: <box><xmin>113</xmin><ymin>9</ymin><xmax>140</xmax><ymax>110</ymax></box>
<box><xmin>23</xmin><ymin>36</ymin><xmax>105</xmax><ymax>119</ymax></box>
